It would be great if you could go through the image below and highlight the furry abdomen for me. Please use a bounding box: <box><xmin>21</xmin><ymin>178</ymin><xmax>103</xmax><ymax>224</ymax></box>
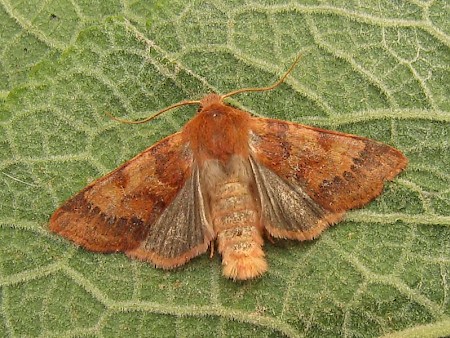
<box><xmin>202</xmin><ymin>156</ymin><xmax>267</xmax><ymax>280</ymax></box>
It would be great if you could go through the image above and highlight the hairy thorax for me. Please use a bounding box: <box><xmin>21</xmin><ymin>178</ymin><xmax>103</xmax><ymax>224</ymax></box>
<box><xmin>182</xmin><ymin>100</ymin><xmax>251</xmax><ymax>164</ymax></box>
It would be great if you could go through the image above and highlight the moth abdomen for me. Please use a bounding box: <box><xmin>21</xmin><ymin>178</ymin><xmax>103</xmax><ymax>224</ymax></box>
<box><xmin>211</xmin><ymin>179</ymin><xmax>267</xmax><ymax>280</ymax></box>
<box><xmin>217</xmin><ymin>225</ymin><xmax>267</xmax><ymax>280</ymax></box>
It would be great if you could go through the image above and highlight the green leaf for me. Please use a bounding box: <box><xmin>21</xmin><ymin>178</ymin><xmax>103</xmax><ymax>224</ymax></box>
<box><xmin>0</xmin><ymin>0</ymin><xmax>127</xmax><ymax>95</ymax></box>
<box><xmin>1</xmin><ymin>1</ymin><xmax>449</xmax><ymax>337</ymax></box>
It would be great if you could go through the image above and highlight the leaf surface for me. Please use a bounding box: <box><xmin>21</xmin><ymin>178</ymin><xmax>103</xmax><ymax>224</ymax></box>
<box><xmin>1</xmin><ymin>1</ymin><xmax>449</xmax><ymax>337</ymax></box>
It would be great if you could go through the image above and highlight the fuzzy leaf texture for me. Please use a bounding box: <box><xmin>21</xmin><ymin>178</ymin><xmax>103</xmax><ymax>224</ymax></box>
<box><xmin>0</xmin><ymin>1</ymin><xmax>449</xmax><ymax>337</ymax></box>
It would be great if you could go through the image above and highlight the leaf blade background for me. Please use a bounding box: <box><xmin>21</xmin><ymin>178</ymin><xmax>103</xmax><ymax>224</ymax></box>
<box><xmin>0</xmin><ymin>1</ymin><xmax>449</xmax><ymax>337</ymax></box>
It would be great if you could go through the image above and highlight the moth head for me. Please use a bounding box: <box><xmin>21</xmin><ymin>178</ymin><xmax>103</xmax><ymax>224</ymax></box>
<box><xmin>199</xmin><ymin>93</ymin><xmax>223</xmax><ymax>109</ymax></box>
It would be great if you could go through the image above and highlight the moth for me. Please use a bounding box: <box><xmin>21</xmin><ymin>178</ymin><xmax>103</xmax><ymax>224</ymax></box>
<box><xmin>49</xmin><ymin>55</ymin><xmax>407</xmax><ymax>280</ymax></box>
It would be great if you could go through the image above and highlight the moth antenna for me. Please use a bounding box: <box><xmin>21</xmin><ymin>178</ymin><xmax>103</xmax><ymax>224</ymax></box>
<box><xmin>221</xmin><ymin>53</ymin><xmax>302</xmax><ymax>100</ymax></box>
<box><xmin>105</xmin><ymin>99</ymin><xmax>201</xmax><ymax>124</ymax></box>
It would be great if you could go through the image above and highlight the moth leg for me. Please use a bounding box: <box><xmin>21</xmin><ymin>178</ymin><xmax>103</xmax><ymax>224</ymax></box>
<box><xmin>265</xmin><ymin>231</ymin><xmax>276</xmax><ymax>244</ymax></box>
<box><xmin>209</xmin><ymin>243</ymin><xmax>215</xmax><ymax>258</ymax></box>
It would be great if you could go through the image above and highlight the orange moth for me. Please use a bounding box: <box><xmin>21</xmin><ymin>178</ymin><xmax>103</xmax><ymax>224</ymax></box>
<box><xmin>49</xmin><ymin>55</ymin><xmax>407</xmax><ymax>280</ymax></box>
